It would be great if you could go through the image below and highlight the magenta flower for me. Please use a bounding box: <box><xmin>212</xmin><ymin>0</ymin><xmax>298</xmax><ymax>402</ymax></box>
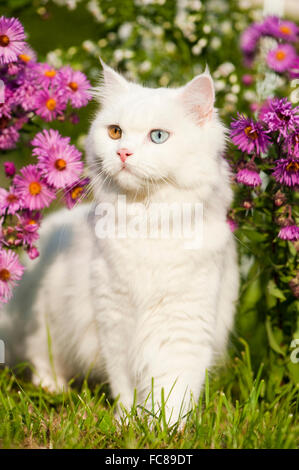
<box><xmin>13</xmin><ymin>164</ymin><xmax>56</xmax><ymax>210</ymax></box>
<box><xmin>236</xmin><ymin>167</ymin><xmax>262</xmax><ymax>187</ymax></box>
<box><xmin>14</xmin><ymin>78</ymin><xmax>38</xmax><ymax>112</ymax></box>
<box><xmin>266</xmin><ymin>44</ymin><xmax>297</xmax><ymax>73</ymax></box>
<box><xmin>261</xmin><ymin>98</ymin><xmax>299</xmax><ymax>139</ymax></box>
<box><xmin>278</xmin><ymin>225</ymin><xmax>299</xmax><ymax>241</ymax></box>
<box><xmin>272</xmin><ymin>158</ymin><xmax>299</xmax><ymax>187</ymax></box>
<box><xmin>242</xmin><ymin>74</ymin><xmax>254</xmax><ymax>86</ymax></box>
<box><xmin>231</xmin><ymin>114</ymin><xmax>270</xmax><ymax>154</ymax></box>
<box><xmin>285</xmin><ymin>132</ymin><xmax>299</xmax><ymax>157</ymax></box>
<box><xmin>18</xmin><ymin>43</ymin><xmax>37</xmax><ymax>64</ymax></box>
<box><xmin>27</xmin><ymin>246</ymin><xmax>39</xmax><ymax>260</ymax></box>
<box><xmin>58</xmin><ymin>66</ymin><xmax>92</xmax><ymax>108</ymax></box>
<box><xmin>0</xmin><ymin>186</ymin><xmax>21</xmax><ymax>215</ymax></box>
<box><xmin>36</xmin><ymin>139</ymin><xmax>83</xmax><ymax>189</ymax></box>
<box><xmin>0</xmin><ymin>16</ymin><xmax>26</xmax><ymax>65</ymax></box>
<box><xmin>34</xmin><ymin>88</ymin><xmax>67</xmax><ymax>122</ymax></box>
<box><xmin>63</xmin><ymin>177</ymin><xmax>90</xmax><ymax>209</ymax></box>
<box><xmin>0</xmin><ymin>249</ymin><xmax>24</xmax><ymax>304</ymax></box>
<box><xmin>4</xmin><ymin>161</ymin><xmax>16</xmax><ymax>177</ymax></box>
<box><xmin>227</xmin><ymin>217</ymin><xmax>238</xmax><ymax>232</ymax></box>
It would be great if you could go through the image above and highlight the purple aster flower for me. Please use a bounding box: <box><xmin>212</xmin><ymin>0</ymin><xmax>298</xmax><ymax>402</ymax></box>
<box><xmin>272</xmin><ymin>158</ymin><xmax>299</xmax><ymax>187</ymax></box>
<box><xmin>285</xmin><ymin>131</ymin><xmax>299</xmax><ymax>157</ymax></box>
<box><xmin>231</xmin><ymin>113</ymin><xmax>270</xmax><ymax>154</ymax></box>
<box><xmin>63</xmin><ymin>177</ymin><xmax>90</xmax><ymax>209</ymax></box>
<box><xmin>261</xmin><ymin>98</ymin><xmax>299</xmax><ymax>139</ymax></box>
<box><xmin>289</xmin><ymin>57</ymin><xmax>299</xmax><ymax>79</ymax></box>
<box><xmin>13</xmin><ymin>78</ymin><xmax>37</xmax><ymax>112</ymax></box>
<box><xmin>18</xmin><ymin>43</ymin><xmax>37</xmax><ymax>64</ymax></box>
<box><xmin>58</xmin><ymin>66</ymin><xmax>92</xmax><ymax>108</ymax></box>
<box><xmin>0</xmin><ymin>186</ymin><xmax>21</xmax><ymax>215</ymax></box>
<box><xmin>36</xmin><ymin>139</ymin><xmax>83</xmax><ymax>189</ymax></box>
<box><xmin>0</xmin><ymin>249</ymin><xmax>24</xmax><ymax>305</ymax></box>
<box><xmin>4</xmin><ymin>161</ymin><xmax>16</xmax><ymax>177</ymax></box>
<box><xmin>236</xmin><ymin>166</ymin><xmax>262</xmax><ymax>187</ymax></box>
<box><xmin>262</xmin><ymin>17</ymin><xmax>299</xmax><ymax>42</ymax></box>
<box><xmin>34</xmin><ymin>88</ymin><xmax>67</xmax><ymax>122</ymax></box>
<box><xmin>0</xmin><ymin>120</ymin><xmax>19</xmax><ymax>150</ymax></box>
<box><xmin>240</xmin><ymin>23</ymin><xmax>262</xmax><ymax>55</ymax></box>
<box><xmin>278</xmin><ymin>225</ymin><xmax>299</xmax><ymax>241</ymax></box>
<box><xmin>0</xmin><ymin>16</ymin><xmax>26</xmax><ymax>65</ymax></box>
<box><xmin>266</xmin><ymin>44</ymin><xmax>297</xmax><ymax>73</ymax></box>
<box><xmin>13</xmin><ymin>164</ymin><xmax>56</xmax><ymax>210</ymax></box>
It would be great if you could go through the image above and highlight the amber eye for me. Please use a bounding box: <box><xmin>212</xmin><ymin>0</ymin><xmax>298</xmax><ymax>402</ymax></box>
<box><xmin>108</xmin><ymin>125</ymin><xmax>122</xmax><ymax>140</ymax></box>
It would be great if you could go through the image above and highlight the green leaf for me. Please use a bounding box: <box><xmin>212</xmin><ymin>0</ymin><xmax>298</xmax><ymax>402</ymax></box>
<box><xmin>267</xmin><ymin>280</ymin><xmax>286</xmax><ymax>301</ymax></box>
<box><xmin>265</xmin><ymin>317</ymin><xmax>286</xmax><ymax>357</ymax></box>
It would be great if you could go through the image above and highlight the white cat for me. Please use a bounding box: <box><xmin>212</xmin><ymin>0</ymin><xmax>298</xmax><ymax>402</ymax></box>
<box><xmin>1</xmin><ymin>62</ymin><xmax>239</xmax><ymax>425</ymax></box>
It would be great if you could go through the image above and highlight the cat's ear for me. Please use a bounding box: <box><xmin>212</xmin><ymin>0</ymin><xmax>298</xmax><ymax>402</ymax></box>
<box><xmin>179</xmin><ymin>72</ymin><xmax>215</xmax><ymax>125</ymax></box>
<box><xmin>97</xmin><ymin>57</ymin><xmax>129</xmax><ymax>101</ymax></box>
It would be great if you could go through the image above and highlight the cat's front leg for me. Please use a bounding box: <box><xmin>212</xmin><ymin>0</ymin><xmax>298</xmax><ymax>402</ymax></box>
<box><xmin>133</xmin><ymin>302</ymin><xmax>217</xmax><ymax>426</ymax></box>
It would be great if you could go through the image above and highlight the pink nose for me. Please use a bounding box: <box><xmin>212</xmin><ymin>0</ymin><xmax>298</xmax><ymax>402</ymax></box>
<box><xmin>117</xmin><ymin>148</ymin><xmax>133</xmax><ymax>163</ymax></box>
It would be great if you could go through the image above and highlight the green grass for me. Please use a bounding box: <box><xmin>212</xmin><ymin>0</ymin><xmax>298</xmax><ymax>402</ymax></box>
<box><xmin>0</xmin><ymin>342</ymin><xmax>298</xmax><ymax>449</ymax></box>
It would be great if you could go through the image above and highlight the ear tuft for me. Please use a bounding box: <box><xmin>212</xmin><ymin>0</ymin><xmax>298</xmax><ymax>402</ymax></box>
<box><xmin>94</xmin><ymin>57</ymin><xmax>129</xmax><ymax>104</ymax></box>
<box><xmin>180</xmin><ymin>73</ymin><xmax>215</xmax><ymax>125</ymax></box>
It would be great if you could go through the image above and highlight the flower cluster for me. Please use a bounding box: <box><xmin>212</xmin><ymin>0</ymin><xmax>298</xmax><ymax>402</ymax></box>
<box><xmin>229</xmin><ymin>96</ymin><xmax>298</xmax><ymax>243</ymax></box>
<box><xmin>0</xmin><ymin>16</ymin><xmax>92</xmax><ymax>305</ymax></box>
<box><xmin>241</xmin><ymin>16</ymin><xmax>299</xmax><ymax>76</ymax></box>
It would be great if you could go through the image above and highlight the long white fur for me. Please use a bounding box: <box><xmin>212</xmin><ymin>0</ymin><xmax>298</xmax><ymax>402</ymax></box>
<box><xmin>0</xmin><ymin>62</ymin><xmax>239</xmax><ymax>425</ymax></box>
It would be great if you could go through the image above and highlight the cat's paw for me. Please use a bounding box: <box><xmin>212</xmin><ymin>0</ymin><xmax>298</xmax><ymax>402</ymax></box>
<box><xmin>32</xmin><ymin>372</ymin><xmax>67</xmax><ymax>394</ymax></box>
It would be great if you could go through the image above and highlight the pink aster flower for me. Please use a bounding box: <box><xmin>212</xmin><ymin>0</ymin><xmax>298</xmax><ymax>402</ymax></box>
<box><xmin>272</xmin><ymin>158</ymin><xmax>299</xmax><ymax>187</ymax></box>
<box><xmin>34</xmin><ymin>88</ymin><xmax>67</xmax><ymax>122</ymax></box>
<box><xmin>278</xmin><ymin>225</ymin><xmax>299</xmax><ymax>241</ymax></box>
<box><xmin>236</xmin><ymin>167</ymin><xmax>262</xmax><ymax>187</ymax></box>
<box><xmin>16</xmin><ymin>210</ymin><xmax>41</xmax><ymax>246</ymax></box>
<box><xmin>18</xmin><ymin>43</ymin><xmax>37</xmax><ymax>64</ymax></box>
<box><xmin>13</xmin><ymin>164</ymin><xmax>56</xmax><ymax>210</ymax></box>
<box><xmin>36</xmin><ymin>139</ymin><xmax>83</xmax><ymax>189</ymax></box>
<box><xmin>14</xmin><ymin>78</ymin><xmax>38</xmax><ymax>112</ymax></box>
<box><xmin>58</xmin><ymin>66</ymin><xmax>92</xmax><ymax>108</ymax></box>
<box><xmin>240</xmin><ymin>23</ymin><xmax>262</xmax><ymax>55</ymax></box>
<box><xmin>27</xmin><ymin>246</ymin><xmax>39</xmax><ymax>260</ymax></box>
<box><xmin>0</xmin><ymin>16</ymin><xmax>26</xmax><ymax>65</ymax></box>
<box><xmin>0</xmin><ymin>249</ymin><xmax>24</xmax><ymax>305</ymax></box>
<box><xmin>0</xmin><ymin>121</ymin><xmax>20</xmax><ymax>150</ymax></box>
<box><xmin>227</xmin><ymin>217</ymin><xmax>238</xmax><ymax>232</ymax></box>
<box><xmin>33</xmin><ymin>63</ymin><xmax>60</xmax><ymax>87</ymax></box>
<box><xmin>266</xmin><ymin>44</ymin><xmax>297</xmax><ymax>73</ymax></box>
<box><xmin>31</xmin><ymin>129</ymin><xmax>70</xmax><ymax>156</ymax></box>
<box><xmin>63</xmin><ymin>177</ymin><xmax>90</xmax><ymax>209</ymax></box>
<box><xmin>231</xmin><ymin>113</ymin><xmax>270</xmax><ymax>154</ymax></box>
<box><xmin>0</xmin><ymin>186</ymin><xmax>21</xmax><ymax>215</ymax></box>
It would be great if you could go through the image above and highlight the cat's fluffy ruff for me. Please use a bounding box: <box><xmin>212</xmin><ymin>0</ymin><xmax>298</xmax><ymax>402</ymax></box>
<box><xmin>0</xmin><ymin>63</ymin><xmax>239</xmax><ymax>425</ymax></box>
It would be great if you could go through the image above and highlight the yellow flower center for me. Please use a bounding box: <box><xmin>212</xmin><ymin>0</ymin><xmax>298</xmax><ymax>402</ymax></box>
<box><xmin>0</xmin><ymin>35</ymin><xmax>10</xmax><ymax>47</ymax></box>
<box><xmin>29</xmin><ymin>181</ymin><xmax>42</xmax><ymax>196</ymax></box>
<box><xmin>71</xmin><ymin>186</ymin><xmax>83</xmax><ymax>200</ymax></box>
<box><xmin>275</xmin><ymin>50</ymin><xmax>287</xmax><ymax>61</ymax></box>
<box><xmin>54</xmin><ymin>158</ymin><xmax>67</xmax><ymax>171</ymax></box>
<box><xmin>68</xmin><ymin>81</ymin><xmax>78</xmax><ymax>92</ymax></box>
<box><xmin>46</xmin><ymin>98</ymin><xmax>56</xmax><ymax>111</ymax></box>
<box><xmin>44</xmin><ymin>69</ymin><xmax>56</xmax><ymax>78</ymax></box>
<box><xmin>19</xmin><ymin>54</ymin><xmax>31</xmax><ymax>62</ymax></box>
<box><xmin>279</xmin><ymin>25</ymin><xmax>291</xmax><ymax>35</ymax></box>
<box><xmin>28</xmin><ymin>219</ymin><xmax>37</xmax><ymax>225</ymax></box>
<box><xmin>0</xmin><ymin>268</ymin><xmax>10</xmax><ymax>282</ymax></box>
<box><xmin>286</xmin><ymin>161</ymin><xmax>299</xmax><ymax>172</ymax></box>
<box><xmin>244</xmin><ymin>126</ymin><xmax>258</xmax><ymax>140</ymax></box>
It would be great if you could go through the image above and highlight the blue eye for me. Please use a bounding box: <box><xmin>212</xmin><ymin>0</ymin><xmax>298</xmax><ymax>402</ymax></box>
<box><xmin>150</xmin><ymin>129</ymin><xmax>170</xmax><ymax>144</ymax></box>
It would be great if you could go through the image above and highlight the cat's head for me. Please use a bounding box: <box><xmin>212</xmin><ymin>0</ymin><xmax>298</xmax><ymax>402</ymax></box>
<box><xmin>87</xmin><ymin>61</ymin><xmax>226</xmax><ymax>199</ymax></box>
